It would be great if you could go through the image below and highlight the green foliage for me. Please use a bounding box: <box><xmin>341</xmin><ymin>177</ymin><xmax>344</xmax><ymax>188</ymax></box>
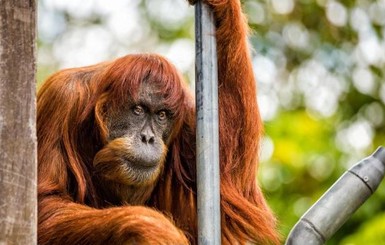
<box><xmin>341</xmin><ymin>213</ymin><xmax>385</xmax><ymax>245</ymax></box>
<box><xmin>37</xmin><ymin>0</ymin><xmax>385</xmax><ymax>243</ymax></box>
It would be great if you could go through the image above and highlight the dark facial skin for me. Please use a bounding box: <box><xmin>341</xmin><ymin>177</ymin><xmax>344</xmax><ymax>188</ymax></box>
<box><xmin>92</xmin><ymin>82</ymin><xmax>175</xmax><ymax>204</ymax></box>
<box><xmin>106</xmin><ymin>82</ymin><xmax>174</xmax><ymax>181</ymax></box>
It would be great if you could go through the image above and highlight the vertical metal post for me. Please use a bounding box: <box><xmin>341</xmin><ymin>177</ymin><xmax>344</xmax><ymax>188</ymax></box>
<box><xmin>195</xmin><ymin>1</ymin><xmax>221</xmax><ymax>244</ymax></box>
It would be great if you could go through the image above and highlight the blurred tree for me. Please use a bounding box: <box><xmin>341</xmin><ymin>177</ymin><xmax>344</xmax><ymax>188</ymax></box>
<box><xmin>37</xmin><ymin>0</ymin><xmax>385</xmax><ymax>244</ymax></box>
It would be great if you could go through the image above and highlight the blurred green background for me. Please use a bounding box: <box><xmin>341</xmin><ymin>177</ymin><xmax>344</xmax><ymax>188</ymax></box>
<box><xmin>37</xmin><ymin>0</ymin><xmax>385</xmax><ymax>244</ymax></box>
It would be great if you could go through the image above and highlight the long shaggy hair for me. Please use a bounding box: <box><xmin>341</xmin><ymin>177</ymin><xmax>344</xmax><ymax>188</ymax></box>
<box><xmin>37</xmin><ymin>0</ymin><xmax>280</xmax><ymax>244</ymax></box>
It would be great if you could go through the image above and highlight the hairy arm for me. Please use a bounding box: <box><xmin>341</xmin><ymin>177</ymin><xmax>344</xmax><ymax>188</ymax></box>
<box><xmin>37</xmin><ymin>68</ymin><xmax>189</xmax><ymax>245</ymax></box>
<box><xmin>213</xmin><ymin>1</ymin><xmax>279</xmax><ymax>244</ymax></box>
<box><xmin>154</xmin><ymin>1</ymin><xmax>279</xmax><ymax>244</ymax></box>
<box><xmin>38</xmin><ymin>197</ymin><xmax>187</xmax><ymax>245</ymax></box>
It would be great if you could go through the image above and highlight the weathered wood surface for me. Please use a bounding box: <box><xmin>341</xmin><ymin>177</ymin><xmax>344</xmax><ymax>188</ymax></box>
<box><xmin>0</xmin><ymin>0</ymin><xmax>37</xmax><ymax>244</ymax></box>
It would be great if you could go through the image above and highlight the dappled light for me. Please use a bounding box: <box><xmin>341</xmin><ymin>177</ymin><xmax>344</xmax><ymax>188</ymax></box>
<box><xmin>37</xmin><ymin>0</ymin><xmax>385</xmax><ymax>243</ymax></box>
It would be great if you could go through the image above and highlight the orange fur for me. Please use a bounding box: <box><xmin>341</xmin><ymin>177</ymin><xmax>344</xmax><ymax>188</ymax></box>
<box><xmin>38</xmin><ymin>0</ymin><xmax>279</xmax><ymax>244</ymax></box>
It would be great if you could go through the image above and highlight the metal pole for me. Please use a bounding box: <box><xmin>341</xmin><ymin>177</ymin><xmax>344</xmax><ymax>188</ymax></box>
<box><xmin>285</xmin><ymin>146</ymin><xmax>385</xmax><ymax>245</ymax></box>
<box><xmin>195</xmin><ymin>1</ymin><xmax>221</xmax><ymax>244</ymax></box>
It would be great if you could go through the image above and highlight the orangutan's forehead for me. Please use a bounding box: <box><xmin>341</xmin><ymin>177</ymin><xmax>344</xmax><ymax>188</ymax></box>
<box><xmin>135</xmin><ymin>82</ymin><xmax>167</xmax><ymax>108</ymax></box>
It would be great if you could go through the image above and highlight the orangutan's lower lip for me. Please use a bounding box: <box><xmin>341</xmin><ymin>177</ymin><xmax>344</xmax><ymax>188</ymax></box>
<box><xmin>122</xmin><ymin>157</ymin><xmax>159</xmax><ymax>170</ymax></box>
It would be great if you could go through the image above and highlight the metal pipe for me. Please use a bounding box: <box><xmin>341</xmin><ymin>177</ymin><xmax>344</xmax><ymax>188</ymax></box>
<box><xmin>195</xmin><ymin>1</ymin><xmax>221</xmax><ymax>245</ymax></box>
<box><xmin>285</xmin><ymin>146</ymin><xmax>385</xmax><ymax>245</ymax></box>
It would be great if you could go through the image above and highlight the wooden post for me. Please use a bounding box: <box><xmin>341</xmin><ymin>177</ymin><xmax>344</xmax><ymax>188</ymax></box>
<box><xmin>0</xmin><ymin>0</ymin><xmax>37</xmax><ymax>244</ymax></box>
<box><xmin>195</xmin><ymin>1</ymin><xmax>221</xmax><ymax>244</ymax></box>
